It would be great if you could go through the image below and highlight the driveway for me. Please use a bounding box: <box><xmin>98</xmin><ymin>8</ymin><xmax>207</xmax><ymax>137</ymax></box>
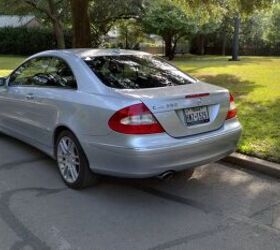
<box><xmin>1</xmin><ymin>133</ymin><xmax>280</xmax><ymax>250</ymax></box>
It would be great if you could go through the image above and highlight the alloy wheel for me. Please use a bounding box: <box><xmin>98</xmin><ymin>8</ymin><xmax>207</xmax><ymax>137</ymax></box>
<box><xmin>57</xmin><ymin>136</ymin><xmax>80</xmax><ymax>183</ymax></box>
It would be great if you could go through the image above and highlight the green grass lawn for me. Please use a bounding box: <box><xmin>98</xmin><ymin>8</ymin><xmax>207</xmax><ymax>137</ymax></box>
<box><xmin>0</xmin><ymin>55</ymin><xmax>279</xmax><ymax>163</ymax></box>
<box><xmin>174</xmin><ymin>56</ymin><xmax>280</xmax><ymax>163</ymax></box>
<box><xmin>0</xmin><ymin>56</ymin><xmax>25</xmax><ymax>76</ymax></box>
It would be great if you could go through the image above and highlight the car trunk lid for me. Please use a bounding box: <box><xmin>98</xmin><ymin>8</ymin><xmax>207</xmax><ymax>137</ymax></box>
<box><xmin>112</xmin><ymin>81</ymin><xmax>230</xmax><ymax>138</ymax></box>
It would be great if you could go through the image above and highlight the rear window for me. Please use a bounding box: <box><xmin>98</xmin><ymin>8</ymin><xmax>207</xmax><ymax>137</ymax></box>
<box><xmin>84</xmin><ymin>55</ymin><xmax>195</xmax><ymax>89</ymax></box>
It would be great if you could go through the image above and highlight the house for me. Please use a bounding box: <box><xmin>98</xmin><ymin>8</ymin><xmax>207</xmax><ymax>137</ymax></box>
<box><xmin>0</xmin><ymin>15</ymin><xmax>41</xmax><ymax>28</ymax></box>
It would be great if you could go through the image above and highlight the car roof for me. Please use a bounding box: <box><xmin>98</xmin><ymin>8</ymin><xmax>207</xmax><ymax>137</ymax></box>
<box><xmin>44</xmin><ymin>48</ymin><xmax>151</xmax><ymax>59</ymax></box>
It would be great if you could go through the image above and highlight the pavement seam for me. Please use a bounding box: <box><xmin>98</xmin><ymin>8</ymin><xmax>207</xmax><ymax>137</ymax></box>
<box><xmin>249</xmin><ymin>201</ymin><xmax>280</xmax><ymax>219</ymax></box>
<box><xmin>149</xmin><ymin>213</ymin><xmax>280</xmax><ymax>250</ymax></box>
<box><xmin>148</xmin><ymin>222</ymin><xmax>231</xmax><ymax>250</ymax></box>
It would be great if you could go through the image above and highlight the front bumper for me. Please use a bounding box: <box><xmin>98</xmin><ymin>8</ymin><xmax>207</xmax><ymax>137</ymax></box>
<box><xmin>81</xmin><ymin>119</ymin><xmax>242</xmax><ymax>178</ymax></box>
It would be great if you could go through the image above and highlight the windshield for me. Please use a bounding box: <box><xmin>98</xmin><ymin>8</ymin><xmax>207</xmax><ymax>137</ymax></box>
<box><xmin>84</xmin><ymin>55</ymin><xmax>195</xmax><ymax>89</ymax></box>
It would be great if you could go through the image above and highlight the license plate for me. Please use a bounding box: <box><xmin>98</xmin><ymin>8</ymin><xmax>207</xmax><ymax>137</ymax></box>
<box><xmin>184</xmin><ymin>106</ymin><xmax>210</xmax><ymax>126</ymax></box>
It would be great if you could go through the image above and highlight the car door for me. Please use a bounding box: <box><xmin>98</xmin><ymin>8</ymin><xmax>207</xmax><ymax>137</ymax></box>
<box><xmin>4</xmin><ymin>56</ymin><xmax>78</xmax><ymax>149</ymax></box>
<box><xmin>27</xmin><ymin>56</ymin><xmax>78</xmax><ymax>147</ymax></box>
<box><xmin>0</xmin><ymin>57</ymin><xmax>52</xmax><ymax>143</ymax></box>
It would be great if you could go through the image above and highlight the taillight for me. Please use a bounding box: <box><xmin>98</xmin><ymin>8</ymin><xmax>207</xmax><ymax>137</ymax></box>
<box><xmin>226</xmin><ymin>93</ymin><xmax>237</xmax><ymax>120</ymax></box>
<box><xmin>108</xmin><ymin>103</ymin><xmax>165</xmax><ymax>134</ymax></box>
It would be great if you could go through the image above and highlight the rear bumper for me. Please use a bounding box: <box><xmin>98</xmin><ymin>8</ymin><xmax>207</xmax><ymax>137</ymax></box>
<box><xmin>81</xmin><ymin>119</ymin><xmax>242</xmax><ymax>178</ymax></box>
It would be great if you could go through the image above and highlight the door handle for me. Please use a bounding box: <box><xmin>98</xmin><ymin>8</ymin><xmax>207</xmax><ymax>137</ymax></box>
<box><xmin>25</xmin><ymin>93</ymin><xmax>35</xmax><ymax>100</ymax></box>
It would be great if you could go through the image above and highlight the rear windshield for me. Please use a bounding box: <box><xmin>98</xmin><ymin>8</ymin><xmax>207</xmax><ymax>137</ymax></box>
<box><xmin>83</xmin><ymin>55</ymin><xmax>195</xmax><ymax>89</ymax></box>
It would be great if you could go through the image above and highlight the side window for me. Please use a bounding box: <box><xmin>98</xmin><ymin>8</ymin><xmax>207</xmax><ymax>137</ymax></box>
<box><xmin>9</xmin><ymin>58</ymin><xmax>50</xmax><ymax>87</ymax></box>
<box><xmin>46</xmin><ymin>58</ymin><xmax>77</xmax><ymax>89</ymax></box>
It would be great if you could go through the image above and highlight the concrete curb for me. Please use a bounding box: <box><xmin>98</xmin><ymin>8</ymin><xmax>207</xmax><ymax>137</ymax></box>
<box><xmin>222</xmin><ymin>152</ymin><xmax>280</xmax><ymax>178</ymax></box>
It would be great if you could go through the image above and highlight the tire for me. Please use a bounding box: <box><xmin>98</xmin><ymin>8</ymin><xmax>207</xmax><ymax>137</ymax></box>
<box><xmin>55</xmin><ymin>130</ymin><xmax>98</xmax><ymax>189</ymax></box>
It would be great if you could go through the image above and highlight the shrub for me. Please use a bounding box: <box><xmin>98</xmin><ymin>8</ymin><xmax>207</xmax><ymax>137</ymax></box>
<box><xmin>0</xmin><ymin>27</ymin><xmax>72</xmax><ymax>55</ymax></box>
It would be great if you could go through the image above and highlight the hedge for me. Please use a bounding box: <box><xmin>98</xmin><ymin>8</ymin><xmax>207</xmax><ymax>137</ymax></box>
<box><xmin>0</xmin><ymin>27</ymin><xmax>72</xmax><ymax>55</ymax></box>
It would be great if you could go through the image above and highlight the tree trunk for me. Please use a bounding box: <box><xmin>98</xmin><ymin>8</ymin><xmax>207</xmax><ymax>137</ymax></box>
<box><xmin>52</xmin><ymin>19</ymin><xmax>65</xmax><ymax>49</ymax></box>
<box><xmin>45</xmin><ymin>0</ymin><xmax>66</xmax><ymax>49</ymax></box>
<box><xmin>221</xmin><ymin>30</ymin><xmax>226</xmax><ymax>56</ymax></box>
<box><xmin>231</xmin><ymin>15</ymin><xmax>240</xmax><ymax>61</ymax></box>
<box><xmin>70</xmin><ymin>0</ymin><xmax>91</xmax><ymax>48</ymax></box>
<box><xmin>170</xmin><ymin>39</ymin><xmax>178</xmax><ymax>60</ymax></box>
<box><xmin>198</xmin><ymin>35</ymin><xmax>205</xmax><ymax>55</ymax></box>
<box><xmin>125</xmin><ymin>30</ymin><xmax>129</xmax><ymax>49</ymax></box>
<box><xmin>165</xmin><ymin>36</ymin><xmax>172</xmax><ymax>60</ymax></box>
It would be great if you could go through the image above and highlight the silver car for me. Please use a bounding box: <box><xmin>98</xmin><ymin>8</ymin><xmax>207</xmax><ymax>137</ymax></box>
<box><xmin>0</xmin><ymin>49</ymin><xmax>242</xmax><ymax>189</ymax></box>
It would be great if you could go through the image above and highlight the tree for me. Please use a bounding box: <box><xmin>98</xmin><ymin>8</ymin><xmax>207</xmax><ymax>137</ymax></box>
<box><xmin>192</xmin><ymin>4</ymin><xmax>223</xmax><ymax>55</ymax></box>
<box><xmin>142</xmin><ymin>0</ymin><xmax>196</xmax><ymax>60</ymax></box>
<box><xmin>239</xmin><ymin>12</ymin><xmax>267</xmax><ymax>51</ymax></box>
<box><xmin>0</xmin><ymin>0</ymin><xmax>67</xmax><ymax>49</ymax></box>
<box><xmin>218</xmin><ymin>0</ymin><xmax>273</xmax><ymax>60</ymax></box>
<box><xmin>67</xmin><ymin>0</ymin><xmax>144</xmax><ymax>48</ymax></box>
<box><xmin>185</xmin><ymin>0</ymin><xmax>274</xmax><ymax>60</ymax></box>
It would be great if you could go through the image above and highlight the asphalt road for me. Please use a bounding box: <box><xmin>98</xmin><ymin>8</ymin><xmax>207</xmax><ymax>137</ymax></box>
<box><xmin>1</xmin><ymin>133</ymin><xmax>280</xmax><ymax>250</ymax></box>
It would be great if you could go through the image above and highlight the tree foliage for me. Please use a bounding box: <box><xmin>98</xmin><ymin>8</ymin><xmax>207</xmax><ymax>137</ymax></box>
<box><xmin>191</xmin><ymin>4</ymin><xmax>223</xmax><ymax>54</ymax></box>
<box><xmin>89</xmin><ymin>0</ymin><xmax>143</xmax><ymax>46</ymax></box>
<box><xmin>239</xmin><ymin>11</ymin><xmax>267</xmax><ymax>49</ymax></box>
<box><xmin>0</xmin><ymin>0</ymin><xmax>278</xmax><ymax>56</ymax></box>
<box><xmin>264</xmin><ymin>4</ymin><xmax>280</xmax><ymax>47</ymax></box>
<box><xmin>186</xmin><ymin>0</ymin><xmax>274</xmax><ymax>60</ymax></box>
<box><xmin>142</xmin><ymin>0</ymin><xmax>196</xmax><ymax>60</ymax></box>
<box><xmin>116</xmin><ymin>19</ymin><xmax>144</xmax><ymax>49</ymax></box>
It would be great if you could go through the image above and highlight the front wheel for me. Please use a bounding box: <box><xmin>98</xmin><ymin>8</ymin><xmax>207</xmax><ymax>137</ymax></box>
<box><xmin>56</xmin><ymin>130</ymin><xmax>98</xmax><ymax>189</ymax></box>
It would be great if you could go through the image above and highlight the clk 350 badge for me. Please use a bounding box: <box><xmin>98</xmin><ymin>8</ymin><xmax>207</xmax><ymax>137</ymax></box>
<box><xmin>152</xmin><ymin>103</ymin><xmax>179</xmax><ymax>110</ymax></box>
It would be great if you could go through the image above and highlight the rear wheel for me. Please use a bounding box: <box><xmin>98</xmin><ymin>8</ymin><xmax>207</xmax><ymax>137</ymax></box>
<box><xmin>55</xmin><ymin>130</ymin><xmax>98</xmax><ymax>189</ymax></box>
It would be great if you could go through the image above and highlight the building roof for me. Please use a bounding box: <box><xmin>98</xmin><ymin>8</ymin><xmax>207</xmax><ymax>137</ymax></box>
<box><xmin>0</xmin><ymin>15</ymin><xmax>36</xmax><ymax>28</ymax></box>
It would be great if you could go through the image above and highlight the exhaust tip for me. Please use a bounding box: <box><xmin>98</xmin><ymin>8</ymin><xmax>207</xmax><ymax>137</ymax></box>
<box><xmin>157</xmin><ymin>171</ymin><xmax>175</xmax><ymax>180</ymax></box>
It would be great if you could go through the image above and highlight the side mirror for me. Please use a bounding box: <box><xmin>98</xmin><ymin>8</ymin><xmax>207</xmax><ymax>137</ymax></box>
<box><xmin>0</xmin><ymin>77</ymin><xmax>6</xmax><ymax>87</ymax></box>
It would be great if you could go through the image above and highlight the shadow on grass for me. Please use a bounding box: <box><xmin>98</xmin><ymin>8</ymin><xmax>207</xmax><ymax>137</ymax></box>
<box><xmin>197</xmin><ymin>73</ymin><xmax>262</xmax><ymax>98</ymax></box>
